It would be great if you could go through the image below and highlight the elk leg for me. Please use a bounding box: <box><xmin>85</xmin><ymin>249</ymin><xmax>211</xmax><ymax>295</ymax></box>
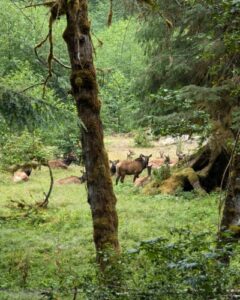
<box><xmin>120</xmin><ymin>175</ymin><xmax>125</xmax><ymax>183</ymax></box>
<box><xmin>116</xmin><ymin>175</ymin><xmax>120</xmax><ymax>185</ymax></box>
<box><xmin>133</xmin><ymin>174</ymin><xmax>139</xmax><ymax>182</ymax></box>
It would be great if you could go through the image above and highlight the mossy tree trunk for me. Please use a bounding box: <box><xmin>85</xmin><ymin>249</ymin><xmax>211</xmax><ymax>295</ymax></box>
<box><xmin>220</xmin><ymin>152</ymin><xmax>240</xmax><ymax>240</ymax></box>
<box><xmin>188</xmin><ymin>104</ymin><xmax>233</xmax><ymax>192</ymax></box>
<box><xmin>62</xmin><ymin>0</ymin><xmax>120</xmax><ymax>270</ymax></box>
<box><xmin>145</xmin><ymin>103</ymin><xmax>234</xmax><ymax>195</ymax></box>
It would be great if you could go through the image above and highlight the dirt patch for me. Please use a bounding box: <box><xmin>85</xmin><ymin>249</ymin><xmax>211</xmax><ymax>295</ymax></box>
<box><xmin>105</xmin><ymin>134</ymin><xmax>199</xmax><ymax>161</ymax></box>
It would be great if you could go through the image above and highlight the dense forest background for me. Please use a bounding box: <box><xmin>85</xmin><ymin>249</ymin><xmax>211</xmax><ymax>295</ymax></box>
<box><xmin>0</xmin><ymin>0</ymin><xmax>239</xmax><ymax>158</ymax></box>
<box><xmin>0</xmin><ymin>0</ymin><xmax>240</xmax><ymax>299</ymax></box>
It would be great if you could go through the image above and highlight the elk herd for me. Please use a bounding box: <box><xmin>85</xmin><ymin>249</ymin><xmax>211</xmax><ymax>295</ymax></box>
<box><xmin>11</xmin><ymin>148</ymin><xmax>187</xmax><ymax>187</ymax></box>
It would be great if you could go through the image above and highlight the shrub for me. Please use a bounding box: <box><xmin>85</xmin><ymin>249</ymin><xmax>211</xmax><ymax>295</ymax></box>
<box><xmin>152</xmin><ymin>164</ymin><xmax>171</xmax><ymax>183</ymax></box>
<box><xmin>134</xmin><ymin>131</ymin><xmax>152</xmax><ymax>147</ymax></box>
<box><xmin>0</xmin><ymin>131</ymin><xmax>51</xmax><ymax>170</ymax></box>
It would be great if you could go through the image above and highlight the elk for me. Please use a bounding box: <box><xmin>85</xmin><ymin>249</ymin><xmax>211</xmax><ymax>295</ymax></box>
<box><xmin>48</xmin><ymin>152</ymin><xmax>78</xmax><ymax>169</ymax></box>
<box><xmin>109</xmin><ymin>160</ymin><xmax>119</xmax><ymax>176</ymax></box>
<box><xmin>134</xmin><ymin>165</ymin><xmax>152</xmax><ymax>187</ymax></box>
<box><xmin>48</xmin><ymin>159</ymin><xmax>68</xmax><ymax>169</ymax></box>
<box><xmin>165</xmin><ymin>155</ymin><xmax>180</xmax><ymax>167</ymax></box>
<box><xmin>56</xmin><ymin>171</ymin><xmax>87</xmax><ymax>185</ymax></box>
<box><xmin>159</xmin><ymin>151</ymin><xmax>165</xmax><ymax>158</ymax></box>
<box><xmin>176</xmin><ymin>150</ymin><xmax>186</xmax><ymax>161</ymax></box>
<box><xmin>127</xmin><ymin>149</ymin><xmax>135</xmax><ymax>160</ymax></box>
<box><xmin>13</xmin><ymin>168</ymin><xmax>32</xmax><ymax>183</ymax></box>
<box><xmin>116</xmin><ymin>154</ymin><xmax>152</xmax><ymax>185</ymax></box>
<box><xmin>149</xmin><ymin>155</ymin><xmax>170</xmax><ymax>169</ymax></box>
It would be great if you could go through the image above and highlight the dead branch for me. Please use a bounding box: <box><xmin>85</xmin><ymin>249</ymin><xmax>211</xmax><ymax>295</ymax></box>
<box><xmin>37</xmin><ymin>164</ymin><xmax>54</xmax><ymax>208</ymax></box>
<box><xmin>34</xmin><ymin>33</ymin><xmax>49</xmax><ymax>66</ymax></box>
<box><xmin>73</xmin><ymin>287</ymin><xmax>78</xmax><ymax>300</ymax></box>
<box><xmin>20</xmin><ymin>82</ymin><xmax>46</xmax><ymax>93</ymax></box>
<box><xmin>53</xmin><ymin>57</ymin><xmax>71</xmax><ymax>69</ymax></box>
<box><xmin>107</xmin><ymin>0</ymin><xmax>113</xmax><ymax>27</ymax></box>
<box><xmin>91</xmin><ymin>30</ymin><xmax>103</xmax><ymax>47</ymax></box>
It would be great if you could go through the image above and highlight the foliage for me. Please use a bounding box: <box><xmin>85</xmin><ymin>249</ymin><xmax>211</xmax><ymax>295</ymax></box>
<box><xmin>0</xmin><ymin>167</ymin><xmax>239</xmax><ymax>299</ymax></box>
<box><xmin>152</xmin><ymin>164</ymin><xmax>171</xmax><ymax>183</ymax></box>
<box><xmin>0</xmin><ymin>131</ymin><xmax>51</xmax><ymax>169</ymax></box>
<box><xmin>134</xmin><ymin>130</ymin><xmax>152</xmax><ymax>147</ymax></box>
<box><xmin>99</xmin><ymin>71</ymin><xmax>138</xmax><ymax>132</ymax></box>
<box><xmin>125</xmin><ymin>229</ymin><xmax>239</xmax><ymax>299</ymax></box>
<box><xmin>94</xmin><ymin>19</ymin><xmax>146</xmax><ymax>132</ymax></box>
<box><xmin>51</xmin><ymin>122</ymin><xmax>82</xmax><ymax>160</ymax></box>
<box><xmin>138</xmin><ymin>88</ymin><xmax>210</xmax><ymax>136</ymax></box>
<box><xmin>0</xmin><ymin>62</ymin><xmax>66</xmax><ymax>131</ymax></box>
<box><xmin>134</xmin><ymin>0</ymin><xmax>240</xmax><ymax>137</ymax></box>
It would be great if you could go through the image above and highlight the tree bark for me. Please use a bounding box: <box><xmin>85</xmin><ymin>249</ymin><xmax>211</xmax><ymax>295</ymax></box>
<box><xmin>62</xmin><ymin>0</ymin><xmax>120</xmax><ymax>269</ymax></box>
<box><xmin>220</xmin><ymin>152</ymin><xmax>240</xmax><ymax>239</ymax></box>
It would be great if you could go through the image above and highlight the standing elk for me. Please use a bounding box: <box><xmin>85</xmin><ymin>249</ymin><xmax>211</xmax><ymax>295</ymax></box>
<box><xmin>109</xmin><ymin>160</ymin><xmax>119</xmax><ymax>176</ymax></box>
<box><xmin>127</xmin><ymin>149</ymin><xmax>135</xmax><ymax>160</ymax></box>
<box><xmin>116</xmin><ymin>154</ymin><xmax>152</xmax><ymax>185</ymax></box>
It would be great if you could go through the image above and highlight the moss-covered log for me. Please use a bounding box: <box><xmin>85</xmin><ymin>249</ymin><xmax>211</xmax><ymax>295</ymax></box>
<box><xmin>142</xmin><ymin>104</ymin><xmax>234</xmax><ymax>196</ymax></box>
<box><xmin>143</xmin><ymin>167</ymin><xmax>206</xmax><ymax>195</ymax></box>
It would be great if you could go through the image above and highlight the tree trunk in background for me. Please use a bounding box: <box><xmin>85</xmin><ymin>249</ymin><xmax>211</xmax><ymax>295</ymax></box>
<box><xmin>62</xmin><ymin>0</ymin><xmax>120</xmax><ymax>270</ymax></box>
<box><xmin>220</xmin><ymin>152</ymin><xmax>240</xmax><ymax>240</ymax></box>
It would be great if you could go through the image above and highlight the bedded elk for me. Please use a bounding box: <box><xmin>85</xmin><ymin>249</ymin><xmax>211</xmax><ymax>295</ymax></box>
<box><xmin>149</xmin><ymin>155</ymin><xmax>170</xmax><ymax>169</ymax></box>
<box><xmin>48</xmin><ymin>152</ymin><xmax>78</xmax><ymax>169</ymax></box>
<box><xmin>56</xmin><ymin>173</ymin><xmax>87</xmax><ymax>185</ymax></box>
<box><xmin>13</xmin><ymin>168</ymin><xmax>32</xmax><ymax>183</ymax></box>
<box><xmin>116</xmin><ymin>154</ymin><xmax>152</xmax><ymax>185</ymax></box>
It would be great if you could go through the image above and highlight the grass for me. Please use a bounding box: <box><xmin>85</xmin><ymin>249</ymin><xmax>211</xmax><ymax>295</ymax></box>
<box><xmin>0</xmin><ymin>166</ymin><xmax>238</xmax><ymax>299</ymax></box>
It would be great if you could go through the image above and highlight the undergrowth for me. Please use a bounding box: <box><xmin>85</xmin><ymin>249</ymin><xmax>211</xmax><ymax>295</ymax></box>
<box><xmin>0</xmin><ymin>167</ymin><xmax>239</xmax><ymax>299</ymax></box>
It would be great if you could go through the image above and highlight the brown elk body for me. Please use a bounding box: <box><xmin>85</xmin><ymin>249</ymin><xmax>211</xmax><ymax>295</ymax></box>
<box><xmin>48</xmin><ymin>160</ymin><xmax>68</xmax><ymax>169</ymax></box>
<box><xmin>56</xmin><ymin>176</ymin><xmax>82</xmax><ymax>185</ymax></box>
<box><xmin>149</xmin><ymin>158</ymin><xmax>165</xmax><ymax>169</ymax></box>
<box><xmin>56</xmin><ymin>172</ymin><xmax>87</xmax><ymax>185</ymax></box>
<box><xmin>116</xmin><ymin>154</ymin><xmax>152</xmax><ymax>185</ymax></box>
<box><xmin>48</xmin><ymin>153</ymin><xmax>78</xmax><ymax>169</ymax></box>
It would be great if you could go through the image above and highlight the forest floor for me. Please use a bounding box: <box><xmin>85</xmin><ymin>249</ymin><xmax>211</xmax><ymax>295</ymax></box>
<box><xmin>0</xmin><ymin>135</ymin><xmax>239</xmax><ymax>299</ymax></box>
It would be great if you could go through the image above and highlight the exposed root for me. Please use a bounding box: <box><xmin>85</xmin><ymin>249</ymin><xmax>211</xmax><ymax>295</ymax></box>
<box><xmin>36</xmin><ymin>164</ymin><xmax>54</xmax><ymax>208</ymax></box>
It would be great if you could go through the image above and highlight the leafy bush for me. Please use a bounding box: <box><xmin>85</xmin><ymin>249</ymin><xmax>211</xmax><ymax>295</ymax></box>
<box><xmin>126</xmin><ymin>229</ymin><xmax>238</xmax><ymax>299</ymax></box>
<box><xmin>152</xmin><ymin>164</ymin><xmax>171</xmax><ymax>183</ymax></box>
<box><xmin>52</xmin><ymin>123</ymin><xmax>82</xmax><ymax>161</ymax></box>
<box><xmin>0</xmin><ymin>131</ymin><xmax>52</xmax><ymax>169</ymax></box>
<box><xmin>134</xmin><ymin>130</ymin><xmax>152</xmax><ymax>147</ymax></box>
<box><xmin>75</xmin><ymin>229</ymin><xmax>240</xmax><ymax>299</ymax></box>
